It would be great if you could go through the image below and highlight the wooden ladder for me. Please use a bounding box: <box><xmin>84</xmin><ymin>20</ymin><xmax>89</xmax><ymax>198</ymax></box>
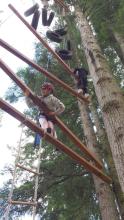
<box><xmin>3</xmin><ymin>126</ymin><xmax>42</xmax><ymax>220</ymax></box>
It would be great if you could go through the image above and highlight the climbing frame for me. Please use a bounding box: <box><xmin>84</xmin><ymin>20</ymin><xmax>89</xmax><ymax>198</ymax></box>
<box><xmin>0</xmin><ymin>59</ymin><xmax>102</xmax><ymax>169</ymax></box>
<box><xmin>0</xmin><ymin>1</ymin><xmax>112</xmax><ymax>218</ymax></box>
<box><xmin>0</xmin><ymin>38</ymin><xmax>89</xmax><ymax>104</ymax></box>
<box><xmin>2</xmin><ymin>126</ymin><xmax>41</xmax><ymax>220</ymax></box>
<box><xmin>0</xmin><ymin>98</ymin><xmax>111</xmax><ymax>184</ymax></box>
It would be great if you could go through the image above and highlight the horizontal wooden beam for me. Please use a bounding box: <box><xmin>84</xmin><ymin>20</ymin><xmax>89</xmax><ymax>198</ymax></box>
<box><xmin>10</xmin><ymin>200</ymin><xmax>37</xmax><ymax>206</ymax></box>
<box><xmin>16</xmin><ymin>164</ymin><xmax>39</xmax><ymax>175</ymax></box>
<box><xmin>0</xmin><ymin>59</ymin><xmax>102</xmax><ymax>169</ymax></box>
<box><xmin>0</xmin><ymin>39</ymin><xmax>89</xmax><ymax>104</ymax></box>
<box><xmin>0</xmin><ymin>98</ymin><xmax>112</xmax><ymax>184</ymax></box>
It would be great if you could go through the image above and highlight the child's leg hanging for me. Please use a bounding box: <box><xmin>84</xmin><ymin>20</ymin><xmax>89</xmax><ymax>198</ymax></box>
<box><xmin>39</xmin><ymin>115</ymin><xmax>49</xmax><ymax>132</ymax></box>
<box><xmin>47</xmin><ymin>120</ymin><xmax>57</xmax><ymax>138</ymax></box>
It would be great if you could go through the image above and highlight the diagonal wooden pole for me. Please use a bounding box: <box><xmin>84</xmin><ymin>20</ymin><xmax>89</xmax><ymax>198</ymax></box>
<box><xmin>0</xmin><ymin>59</ymin><xmax>102</xmax><ymax>169</ymax></box>
<box><xmin>0</xmin><ymin>38</ymin><xmax>89</xmax><ymax>103</ymax></box>
<box><xmin>0</xmin><ymin>98</ymin><xmax>111</xmax><ymax>184</ymax></box>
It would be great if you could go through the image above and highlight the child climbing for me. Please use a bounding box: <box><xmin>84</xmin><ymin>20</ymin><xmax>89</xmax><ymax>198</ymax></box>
<box><xmin>26</xmin><ymin>82</ymin><xmax>65</xmax><ymax>138</ymax></box>
<box><xmin>73</xmin><ymin>67</ymin><xmax>89</xmax><ymax>98</ymax></box>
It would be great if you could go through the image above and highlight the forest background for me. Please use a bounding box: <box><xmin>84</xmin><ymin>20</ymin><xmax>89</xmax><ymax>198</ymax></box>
<box><xmin>0</xmin><ymin>0</ymin><xmax>124</xmax><ymax>219</ymax></box>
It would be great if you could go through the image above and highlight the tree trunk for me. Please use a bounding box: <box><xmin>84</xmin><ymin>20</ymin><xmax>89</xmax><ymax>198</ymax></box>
<box><xmin>90</xmin><ymin>103</ymin><xmax>124</xmax><ymax>219</ymax></box>
<box><xmin>75</xmin><ymin>6</ymin><xmax>124</xmax><ymax>193</ymax></box>
<box><xmin>78</xmin><ymin>101</ymin><xmax>119</xmax><ymax>220</ymax></box>
<box><xmin>113</xmin><ymin>31</ymin><xmax>124</xmax><ymax>65</ymax></box>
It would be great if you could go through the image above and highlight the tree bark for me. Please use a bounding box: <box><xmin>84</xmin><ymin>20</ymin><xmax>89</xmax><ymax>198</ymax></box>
<box><xmin>75</xmin><ymin>6</ymin><xmax>124</xmax><ymax>193</ymax></box>
<box><xmin>78</xmin><ymin>101</ymin><xmax>119</xmax><ymax>220</ymax></box>
<box><xmin>90</xmin><ymin>103</ymin><xmax>124</xmax><ymax>219</ymax></box>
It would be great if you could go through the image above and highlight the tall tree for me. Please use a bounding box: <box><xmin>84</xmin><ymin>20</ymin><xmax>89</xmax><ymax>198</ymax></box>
<box><xmin>90</xmin><ymin>101</ymin><xmax>124</xmax><ymax>219</ymax></box>
<box><xmin>53</xmin><ymin>3</ymin><xmax>123</xmax><ymax>219</ymax></box>
<box><xmin>84</xmin><ymin>0</ymin><xmax>124</xmax><ymax>66</ymax></box>
<box><xmin>78</xmin><ymin>101</ymin><xmax>120</xmax><ymax>220</ymax></box>
<box><xmin>1</xmin><ymin>1</ymin><xmax>124</xmax><ymax>218</ymax></box>
<box><xmin>74</xmin><ymin>5</ymin><xmax>124</xmax><ymax>193</ymax></box>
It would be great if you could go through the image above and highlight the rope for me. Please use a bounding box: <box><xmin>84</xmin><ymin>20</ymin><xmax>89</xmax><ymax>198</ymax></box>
<box><xmin>4</xmin><ymin>124</ymin><xmax>24</xmax><ymax>220</ymax></box>
<box><xmin>32</xmin><ymin>139</ymin><xmax>42</xmax><ymax>219</ymax></box>
<box><xmin>3</xmin><ymin>119</ymin><xmax>43</xmax><ymax>219</ymax></box>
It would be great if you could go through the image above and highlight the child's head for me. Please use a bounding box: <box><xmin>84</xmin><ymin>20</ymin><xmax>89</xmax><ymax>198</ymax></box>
<box><xmin>41</xmin><ymin>82</ymin><xmax>54</xmax><ymax>96</ymax></box>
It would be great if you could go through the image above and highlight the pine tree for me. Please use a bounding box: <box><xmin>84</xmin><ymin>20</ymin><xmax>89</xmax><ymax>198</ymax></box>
<box><xmin>74</xmin><ymin>5</ymin><xmax>124</xmax><ymax>194</ymax></box>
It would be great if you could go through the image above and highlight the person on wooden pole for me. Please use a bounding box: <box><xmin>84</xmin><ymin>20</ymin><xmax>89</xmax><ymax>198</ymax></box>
<box><xmin>26</xmin><ymin>82</ymin><xmax>65</xmax><ymax>138</ymax></box>
<box><xmin>73</xmin><ymin>67</ymin><xmax>89</xmax><ymax>99</ymax></box>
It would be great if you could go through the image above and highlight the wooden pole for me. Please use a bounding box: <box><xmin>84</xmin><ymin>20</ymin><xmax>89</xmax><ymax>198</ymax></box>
<box><xmin>33</xmin><ymin>140</ymin><xmax>42</xmax><ymax>219</ymax></box>
<box><xmin>0</xmin><ymin>39</ymin><xmax>89</xmax><ymax>103</ymax></box>
<box><xmin>54</xmin><ymin>116</ymin><xmax>103</xmax><ymax>169</ymax></box>
<box><xmin>4</xmin><ymin>126</ymin><xmax>24</xmax><ymax>220</ymax></box>
<box><xmin>10</xmin><ymin>200</ymin><xmax>37</xmax><ymax>206</ymax></box>
<box><xmin>0</xmin><ymin>98</ymin><xmax>112</xmax><ymax>184</ymax></box>
<box><xmin>16</xmin><ymin>164</ymin><xmax>40</xmax><ymax>175</ymax></box>
<box><xmin>0</xmin><ymin>59</ymin><xmax>102</xmax><ymax>169</ymax></box>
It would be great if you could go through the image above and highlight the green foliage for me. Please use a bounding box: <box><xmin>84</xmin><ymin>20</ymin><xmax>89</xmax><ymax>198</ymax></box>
<box><xmin>75</xmin><ymin>0</ymin><xmax>124</xmax><ymax>86</ymax></box>
<box><xmin>5</xmin><ymin>83</ymin><xmax>23</xmax><ymax>103</ymax></box>
<box><xmin>2</xmin><ymin>1</ymin><xmax>124</xmax><ymax>218</ymax></box>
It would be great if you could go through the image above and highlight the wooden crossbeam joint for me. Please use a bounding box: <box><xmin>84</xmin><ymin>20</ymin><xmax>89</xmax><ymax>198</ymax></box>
<box><xmin>0</xmin><ymin>98</ymin><xmax>112</xmax><ymax>183</ymax></box>
<box><xmin>0</xmin><ymin>39</ymin><xmax>89</xmax><ymax>104</ymax></box>
<box><xmin>0</xmin><ymin>59</ymin><xmax>101</xmax><ymax>169</ymax></box>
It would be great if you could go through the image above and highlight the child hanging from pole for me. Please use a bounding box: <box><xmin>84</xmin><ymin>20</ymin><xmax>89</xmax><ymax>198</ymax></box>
<box><xmin>26</xmin><ymin>82</ymin><xmax>65</xmax><ymax>139</ymax></box>
<box><xmin>73</xmin><ymin>67</ymin><xmax>89</xmax><ymax>99</ymax></box>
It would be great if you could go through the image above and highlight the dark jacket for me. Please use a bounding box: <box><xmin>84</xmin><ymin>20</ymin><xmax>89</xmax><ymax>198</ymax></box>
<box><xmin>74</xmin><ymin>68</ymin><xmax>88</xmax><ymax>89</ymax></box>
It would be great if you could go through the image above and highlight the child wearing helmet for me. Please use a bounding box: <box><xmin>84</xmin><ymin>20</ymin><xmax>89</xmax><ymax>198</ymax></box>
<box><xmin>73</xmin><ymin>67</ymin><xmax>89</xmax><ymax>98</ymax></box>
<box><xmin>26</xmin><ymin>82</ymin><xmax>65</xmax><ymax>138</ymax></box>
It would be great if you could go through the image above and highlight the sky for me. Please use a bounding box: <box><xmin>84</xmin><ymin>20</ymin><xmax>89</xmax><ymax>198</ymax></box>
<box><xmin>0</xmin><ymin>0</ymin><xmax>44</xmax><ymax>219</ymax></box>
<box><xmin>0</xmin><ymin>0</ymin><xmax>36</xmax><ymax>181</ymax></box>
